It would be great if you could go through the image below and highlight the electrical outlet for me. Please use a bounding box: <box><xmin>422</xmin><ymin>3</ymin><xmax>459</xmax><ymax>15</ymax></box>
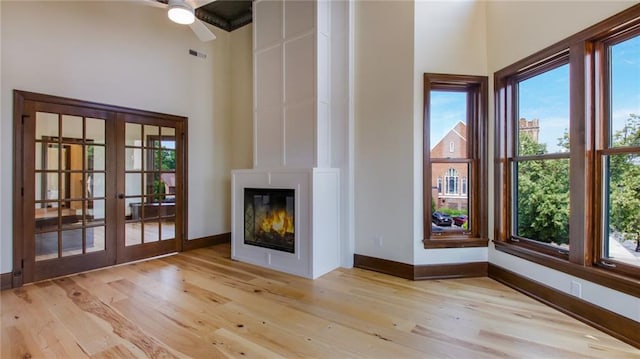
<box><xmin>570</xmin><ymin>280</ymin><xmax>582</xmax><ymax>298</ymax></box>
<box><xmin>375</xmin><ymin>236</ymin><xmax>383</xmax><ymax>247</ymax></box>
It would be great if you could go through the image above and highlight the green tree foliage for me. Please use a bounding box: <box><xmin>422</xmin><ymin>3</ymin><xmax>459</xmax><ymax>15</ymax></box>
<box><xmin>159</xmin><ymin>148</ymin><xmax>176</xmax><ymax>170</ymax></box>
<box><xmin>609</xmin><ymin>114</ymin><xmax>640</xmax><ymax>249</ymax></box>
<box><xmin>516</xmin><ymin>132</ymin><xmax>570</xmax><ymax>245</ymax></box>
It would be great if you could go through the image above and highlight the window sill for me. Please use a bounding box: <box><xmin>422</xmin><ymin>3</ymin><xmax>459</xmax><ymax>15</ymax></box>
<box><xmin>423</xmin><ymin>238</ymin><xmax>488</xmax><ymax>249</ymax></box>
<box><xmin>493</xmin><ymin>240</ymin><xmax>640</xmax><ymax>298</ymax></box>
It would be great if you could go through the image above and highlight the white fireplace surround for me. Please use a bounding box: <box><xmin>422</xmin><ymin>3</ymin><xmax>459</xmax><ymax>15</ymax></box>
<box><xmin>231</xmin><ymin>168</ymin><xmax>340</xmax><ymax>279</ymax></box>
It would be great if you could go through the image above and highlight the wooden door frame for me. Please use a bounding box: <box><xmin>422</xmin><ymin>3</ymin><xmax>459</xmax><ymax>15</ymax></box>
<box><xmin>12</xmin><ymin>90</ymin><xmax>188</xmax><ymax>287</ymax></box>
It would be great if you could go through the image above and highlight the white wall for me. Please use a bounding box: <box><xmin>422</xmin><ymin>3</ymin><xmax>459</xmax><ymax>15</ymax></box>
<box><xmin>487</xmin><ymin>0</ymin><xmax>640</xmax><ymax>322</ymax></box>
<box><xmin>412</xmin><ymin>0</ymin><xmax>488</xmax><ymax>265</ymax></box>
<box><xmin>0</xmin><ymin>1</ymin><xmax>4</xmax><ymax>274</ymax></box>
<box><xmin>354</xmin><ymin>0</ymin><xmax>415</xmax><ymax>264</ymax></box>
<box><xmin>330</xmin><ymin>0</ymin><xmax>355</xmax><ymax>268</ymax></box>
<box><xmin>487</xmin><ymin>0</ymin><xmax>638</xmax><ymax>71</ymax></box>
<box><xmin>0</xmin><ymin>0</ymin><xmax>235</xmax><ymax>273</ymax></box>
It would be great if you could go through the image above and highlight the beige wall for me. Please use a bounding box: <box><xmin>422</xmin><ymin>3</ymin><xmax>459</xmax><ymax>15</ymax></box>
<box><xmin>354</xmin><ymin>0</ymin><xmax>415</xmax><ymax>264</ymax></box>
<box><xmin>486</xmin><ymin>0</ymin><xmax>640</xmax><ymax>322</ymax></box>
<box><xmin>412</xmin><ymin>0</ymin><xmax>489</xmax><ymax>265</ymax></box>
<box><xmin>0</xmin><ymin>1</ymin><xmax>250</xmax><ymax>272</ymax></box>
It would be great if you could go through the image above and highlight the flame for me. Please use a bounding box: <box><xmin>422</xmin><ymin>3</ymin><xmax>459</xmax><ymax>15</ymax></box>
<box><xmin>259</xmin><ymin>210</ymin><xmax>294</xmax><ymax>236</ymax></box>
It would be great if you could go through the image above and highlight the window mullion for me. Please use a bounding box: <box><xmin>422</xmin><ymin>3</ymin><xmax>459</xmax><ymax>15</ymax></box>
<box><xmin>568</xmin><ymin>42</ymin><xmax>589</xmax><ymax>265</ymax></box>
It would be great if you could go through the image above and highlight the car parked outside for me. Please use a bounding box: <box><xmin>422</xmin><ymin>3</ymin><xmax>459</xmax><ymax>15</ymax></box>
<box><xmin>432</xmin><ymin>211</ymin><xmax>453</xmax><ymax>227</ymax></box>
<box><xmin>453</xmin><ymin>215</ymin><xmax>468</xmax><ymax>227</ymax></box>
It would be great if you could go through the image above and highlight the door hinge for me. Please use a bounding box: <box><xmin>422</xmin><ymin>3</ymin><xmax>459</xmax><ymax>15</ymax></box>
<box><xmin>21</xmin><ymin>259</ymin><xmax>24</xmax><ymax>269</ymax></box>
<box><xmin>22</xmin><ymin>115</ymin><xmax>29</xmax><ymax>124</ymax></box>
<box><xmin>21</xmin><ymin>187</ymin><xmax>24</xmax><ymax>196</ymax></box>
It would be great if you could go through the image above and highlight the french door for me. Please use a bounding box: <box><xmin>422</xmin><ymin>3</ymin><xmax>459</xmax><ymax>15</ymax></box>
<box><xmin>13</xmin><ymin>91</ymin><xmax>185</xmax><ymax>284</ymax></box>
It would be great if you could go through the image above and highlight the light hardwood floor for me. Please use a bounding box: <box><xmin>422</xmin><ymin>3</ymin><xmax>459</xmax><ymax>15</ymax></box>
<box><xmin>2</xmin><ymin>243</ymin><xmax>638</xmax><ymax>358</ymax></box>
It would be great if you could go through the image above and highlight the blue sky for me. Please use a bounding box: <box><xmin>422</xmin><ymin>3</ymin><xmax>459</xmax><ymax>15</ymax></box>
<box><xmin>611</xmin><ymin>35</ymin><xmax>640</xmax><ymax>138</ymax></box>
<box><xmin>429</xmin><ymin>91</ymin><xmax>466</xmax><ymax>150</ymax></box>
<box><xmin>429</xmin><ymin>35</ymin><xmax>639</xmax><ymax>152</ymax></box>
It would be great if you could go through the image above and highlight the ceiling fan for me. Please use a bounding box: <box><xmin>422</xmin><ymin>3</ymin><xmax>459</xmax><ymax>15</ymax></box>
<box><xmin>144</xmin><ymin>0</ymin><xmax>217</xmax><ymax>42</ymax></box>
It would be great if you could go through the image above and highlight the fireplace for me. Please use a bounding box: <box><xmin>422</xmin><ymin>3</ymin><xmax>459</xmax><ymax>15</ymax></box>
<box><xmin>232</xmin><ymin>169</ymin><xmax>339</xmax><ymax>278</ymax></box>
<box><xmin>244</xmin><ymin>188</ymin><xmax>295</xmax><ymax>253</ymax></box>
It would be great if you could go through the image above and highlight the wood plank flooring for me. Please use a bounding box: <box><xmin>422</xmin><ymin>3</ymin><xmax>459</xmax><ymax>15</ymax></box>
<box><xmin>2</xmin><ymin>243</ymin><xmax>639</xmax><ymax>358</ymax></box>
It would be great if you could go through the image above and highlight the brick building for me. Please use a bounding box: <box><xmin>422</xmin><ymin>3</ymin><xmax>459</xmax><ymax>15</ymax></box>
<box><xmin>431</xmin><ymin>121</ymin><xmax>469</xmax><ymax>212</ymax></box>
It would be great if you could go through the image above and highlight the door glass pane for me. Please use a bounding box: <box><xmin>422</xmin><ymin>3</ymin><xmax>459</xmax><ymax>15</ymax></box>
<box><xmin>431</xmin><ymin>163</ymin><xmax>470</xmax><ymax>233</ymax></box>
<box><xmin>145</xmin><ymin>149</ymin><xmax>161</xmax><ymax>171</ymax></box>
<box><xmin>35</xmin><ymin>206</ymin><xmax>59</xmax><ymax>231</ymax></box>
<box><xmin>162</xmin><ymin>127</ymin><xmax>175</xmax><ymax>137</ymax></box>
<box><xmin>126</xmin><ymin>197</ymin><xmax>142</xmax><ymax>219</ymax></box>
<box><xmin>86</xmin><ymin>118</ymin><xmax>105</xmax><ymax>144</ymax></box>
<box><xmin>61</xmin><ymin>115</ymin><xmax>83</xmax><ymax>139</ymax></box>
<box><xmin>35</xmin><ymin>232</ymin><xmax>58</xmax><ymax>261</ymax></box>
<box><xmin>161</xmin><ymin>218</ymin><xmax>175</xmax><ymax>241</ymax></box>
<box><xmin>160</xmin><ymin>149</ymin><xmax>176</xmax><ymax>171</ymax></box>
<box><xmin>144</xmin><ymin>221</ymin><xmax>160</xmax><ymax>243</ymax></box>
<box><xmin>88</xmin><ymin>145</ymin><xmax>105</xmax><ymax>171</ymax></box>
<box><xmin>144</xmin><ymin>125</ymin><xmax>160</xmax><ymax>147</ymax></box>
<box><xmin>125</xmin><ymin>173</ymin><xmax>142</xmax><ymax>196</ymax></box>
<box><xmin>61</xmin><ymin>228</ymin><xmax>84</xmax><ymax>257</ymax></box>
<box><xmin>429</xmin><ymin>91</ymin><xmax>467</xmax><ymax>160</ymax></box>
<box><xmin>142</xmin><ymin>202</ymin><xmax>160</xmax><ymax>220</ymax></box>
<box><xmin>125</xmin><ymin>148</ymin><xmax>142</xmax><ymax>170</ymax></box>
<box><xmin>86</xmin><ymin>226</ymin><xmax>105</xmax><ymax>253</ymax></box>
<box><xmin>35</xmin><ymin>112</ymin><xmax>59</xmax><ymax>139</ymax></box>
<box><xmin>515</xmin><ymin>158</ymin><xmax>570</xmax><ymax>248</ymax></box>
<box><xmin>41</xmin><ymin>172</ymin><xmax>60</xmax><ymax>207</ymax></box>
<box><xmin>126</xmin><ymin>222</ymin><xmax>142</xmax><ymax>246</ymax></box>
<box><xmin>88</xmin><ymin>173</ymin><xmax>106</xmax><ymax>199</ymax></box>
<box><xmin>44</xmin><ymin>145</ymin><xmax>61</xmax><ymax>171</ymax></box>
<box><xmin>517</xmin><ymin>64</ymin><xmax>570</xmax><ymax>155</ymax></box>
<box><xmin>125</xmin><ymin>123</ymin><xmax>142</xmax><ymax>146</ymax></box>
<box><xmin>59</xmin><ymin>207</ymin><xmax>81</xmax><ymax>231</ymax></box>
<box><xmin>88</xmin><ymin>199</ymin><xmax>105</xmax><ymax>225</ymax></box>
<box><xmin>145</xmin><ymin>173</ymin><xmax>164</xmax><ymax>197</ymax></box>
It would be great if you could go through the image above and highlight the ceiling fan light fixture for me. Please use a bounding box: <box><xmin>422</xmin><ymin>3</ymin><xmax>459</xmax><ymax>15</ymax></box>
<box><xmin>168</xmin><ymin>0</ymin><xmax>195</xmax><ymax>25</ymax></box>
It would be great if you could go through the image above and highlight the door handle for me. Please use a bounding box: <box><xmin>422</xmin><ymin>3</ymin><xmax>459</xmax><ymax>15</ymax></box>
<box><xmin>117</xmin><ymin>194</ymin><xmax>125</xmax><ymax>199</ymax></box>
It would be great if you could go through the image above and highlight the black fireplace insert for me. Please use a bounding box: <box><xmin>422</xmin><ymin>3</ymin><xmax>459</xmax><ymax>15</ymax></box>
<box><xmin>244</xmin><ymin>188</ymin><xmax>295</xmax><ymax>253</ymax></box>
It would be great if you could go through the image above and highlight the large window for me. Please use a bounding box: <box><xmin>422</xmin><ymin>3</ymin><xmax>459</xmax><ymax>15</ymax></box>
<box><xmin>423</xmin><ymin>74</ymin><xmax>488</xmax><ymax>247</ymax></box>
<box><xmin>495</xmin><ymin>5</ymin><xmax>640</xmax><ymax>293</ymax></box>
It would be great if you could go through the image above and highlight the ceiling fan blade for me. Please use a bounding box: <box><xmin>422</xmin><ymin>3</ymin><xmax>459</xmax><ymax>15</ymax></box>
<box><xmin>189</xmin><ymin>20</ymin><xmax>216</xmax><ymax>42</ymax></box>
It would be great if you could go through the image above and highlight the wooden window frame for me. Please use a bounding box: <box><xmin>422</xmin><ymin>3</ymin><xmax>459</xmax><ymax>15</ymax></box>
<box><xmin>494</xmin><ymin>4</ymin><xmax>640</xmax><ymax>297</ymax></box>
<box><xmin>505</xmin><ymin>54</ymin><xmax>572</xmax><ymax>260</ymax></box>
<box><xmin>423</xmin><ymin>73</ymin><xmax>489</xmax><ymax>249</ymax></box>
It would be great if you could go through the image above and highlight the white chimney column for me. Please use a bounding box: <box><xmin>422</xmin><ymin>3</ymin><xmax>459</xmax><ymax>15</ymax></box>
<box><xmin>232</xmin><ymin>0</ymin><xmax>345</xmax><ymax>279</ymax></box>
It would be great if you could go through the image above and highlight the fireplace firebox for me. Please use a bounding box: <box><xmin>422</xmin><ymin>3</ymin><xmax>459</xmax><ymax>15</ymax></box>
<box><xmin>244</xmin><ymin>188</ymin><xmax>295</xmax><ymax>253</ymax></box>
